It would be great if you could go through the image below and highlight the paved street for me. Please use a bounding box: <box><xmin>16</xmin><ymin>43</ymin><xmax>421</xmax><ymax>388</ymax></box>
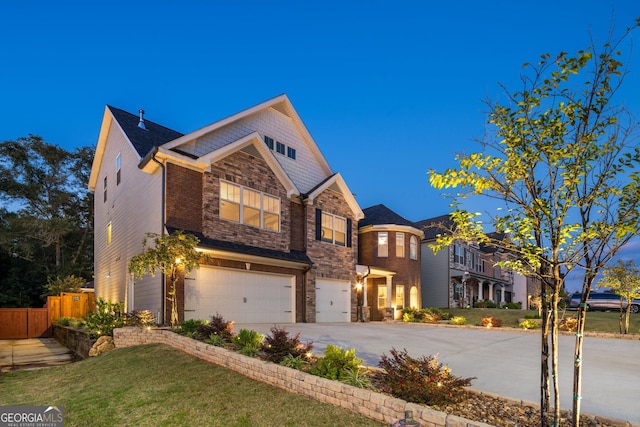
<box><xmin>236</xmin><ymin>322</ymin><xmax>640</xmax><ymax>424</ymax></box>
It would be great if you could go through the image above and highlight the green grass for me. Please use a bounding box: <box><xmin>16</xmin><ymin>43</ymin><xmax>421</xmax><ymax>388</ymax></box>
<box><xmin>0</xmin><ymin>344</ymin><xmax>384</xmax><ymax>427</ymax></box>
<box><xmin>443</xmin><ymin>308</ymin><xmax>640</xmax><ymax>334</ymax></box>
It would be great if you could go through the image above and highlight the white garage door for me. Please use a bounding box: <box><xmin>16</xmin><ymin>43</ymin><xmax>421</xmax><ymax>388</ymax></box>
<box><xmin>315</xmin><ymin>279</ymin><xmax>351</xmax><ymax>322</ymax></box>
<box><xmin>185</xmin><ymin>267</ymin><xmax>295</xmax><ymax>323</ymax></box>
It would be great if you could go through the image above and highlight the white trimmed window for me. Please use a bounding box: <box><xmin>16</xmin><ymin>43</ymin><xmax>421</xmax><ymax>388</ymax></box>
<box><xmin>116</xmin><ymin>153</ymin><xmax>121</xmax><ymax>185</ymax></box>
<box><xmin>321</xmin><ymin>212</ymin><xmax>346</xmax><ymax>246</ymax></box>
<box><xmin>219</xmin><ymin>181</ymin><xmax>280</xmax><ymax>231</ymax></box>
<box><xmin>396</xmin><ymin>285</ymin><xmax>405</xmax><ymax>310</ymax></box>
<box><xmin>410</xmin><ymin>236</ymin><xmax>418</xmax><ymax>260</ymax></box>
<box><xmin>396</xmin><ymin>232</ymin><xmax>405</xmax><ymax>258</ymax></box>
<box><xmin>377</xmin><ymin>285</ymin><xmax>387</xmax><ymax>309</ymax></box>
<box><xmin>378</xmin><ymin>232</ymin><xmax>388</xmax><ymax>257</ymax></box>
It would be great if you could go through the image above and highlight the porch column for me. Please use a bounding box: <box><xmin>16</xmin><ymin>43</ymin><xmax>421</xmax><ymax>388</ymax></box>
<box><xmin>500</xmin><ymin>286</ymin><xmax>505</xmax><ymax>305</ymax></box>
<box><xmin>362</xmin><ymin>277</ymin><xmax>368</xmax><ymax>307</ymax></box>
<box><xmin>488</xmin><ymin>282</ymin><xmax>495</xmax><ymax>302</ymax></box>
<box><xmin>477</xmin><ymin>282</ymin><xmax>483</xmax><ymax>300</ymax></box>
<box><xmin>386</xmin><ymin>275</ymin><xmax>393</xmax><ymax>308</ymax></box>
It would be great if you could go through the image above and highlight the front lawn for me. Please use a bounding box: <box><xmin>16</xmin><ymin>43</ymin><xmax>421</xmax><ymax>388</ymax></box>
<box><xmin>0</xmin><ymin>344</ymin><xmax>385</xmax><ymax>427</ymax></box>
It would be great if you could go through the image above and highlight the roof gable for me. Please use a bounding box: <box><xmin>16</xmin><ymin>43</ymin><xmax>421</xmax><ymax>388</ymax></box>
<box><xmin>304</xmin><ymin>173</ymin><xmax>364</xmax><ymax>220</ymax></box>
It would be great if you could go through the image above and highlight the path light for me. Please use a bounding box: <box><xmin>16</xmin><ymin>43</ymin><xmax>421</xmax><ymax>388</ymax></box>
<box><xmin>392</xmin><ymin>410</ymin><xmax>421</xmax><ymax>426</ymax></box>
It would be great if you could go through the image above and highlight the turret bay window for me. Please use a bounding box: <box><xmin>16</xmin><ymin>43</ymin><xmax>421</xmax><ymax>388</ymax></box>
<box><xmin>378</xmin><ymin>232</ymin><xmax>388</xmax><ymax>257</ymax></box>
<box><xmin>396</xmin><ymin>232</ymin><xmax>405</xmax><ymax>257</ymax></box>
<box><xmin>220</xmin><ymin>180</ymin><xmax>280</xmax><ymax>231</ymax></box>
<box><xmin>410</xmin><ymin>235</ymin><xmax>418</xmax><ymax>260</ymax></box>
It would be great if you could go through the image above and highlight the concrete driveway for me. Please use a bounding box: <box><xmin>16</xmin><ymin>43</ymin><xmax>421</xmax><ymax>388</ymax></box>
<box><xmin>235</xmin><ymin>322</ymin><xmax>640</xmax><ymax>424</ymax></box>
<box><xmin>0</xmin><ymin>338</ymin><xmax>76</xmax><ymax>373</ymax></box>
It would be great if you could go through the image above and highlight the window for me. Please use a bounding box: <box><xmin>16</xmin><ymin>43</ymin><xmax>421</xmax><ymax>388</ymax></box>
<box><xmin>116</xmin><ymin>153</ymin><xmax>121</xmax><ymax>185</ymax></box>
<box><xmin>378</xmin><ymin>232</ymin><xmax>388</xmax><ymax>257</ymax></box>
<box><xmin>454</xmin><ymin>245</ymin><xmax>464</xmax><ymax>265</ymax></box>
<box><xmin>219</xmin><ymin>180</ymin><xmax>280</xmax><ymax>231</ymax></box>
<box><xmin>377</xmin><ymin>285</ymin><xmax>387</xmax><ymax>309</ymax></box>
<box><xmin>321</xmin><ymin>212</ymin><xmax>346</xmax><ymax>246</ymax></box>
<box><xmin>396</xmin><ymin>232</ymin><xmax>405</xmax><ymax>258</ymax></box>
<box><xmin>287</xmin><ymin>147</ymin><xmax>296</xmax><ymax>159</ymax></box>
<box><xmin>106</xmin><ymin>222</ymin><xmax>112</xmax><ymax>245</ymax></box>
<box><xmin>410</xmin><ymin>286</ymin><xmax>419</xmax><ymax>308</ymax></box>
<box><xmin>264</xmin><ymin>136</ymin><xmax>274</xmax><ymax>150</ymax></box>
<box><xmin>276</xmin><ymin>141</ymin><xmax>285</xmax><ymax>155</ymax></box>
<box><xmin>410</xmin><ymin>236</ymin><xmax>418</xmax><ymax>260</ymax></box>
<box><xmin>396</xmin><ymin>285</ymin><xmax>405</xmax><ymax>310</ymax></box>
<box><xmin>475</xmin><ymin>254</ymin><xmax>484</xmax><ymax>272</ymax></box>
<box><xmin>103</xmin><ymin>176</ymin><xmax>107</xmax><ymax>203</ymax></box>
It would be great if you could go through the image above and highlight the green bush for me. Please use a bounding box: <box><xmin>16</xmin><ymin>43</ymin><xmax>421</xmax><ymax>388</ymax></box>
<box><xmin>377</xmin><ymin>348</ymin><xmax>475</xmax><ymax>406</ymax></box>
<box><xmin>475</xmin><ymin>300</ymin><xmax>497</xmax><ymax>308</ymax></box>
<box><xmin>178</xmin><ymin>319</ymin><xmax>208</xmax><ymax>337</ymax></box>
<box><xmin>204</xmin><ymin>334</ymin><xmax>226</xmax><ymax>347</ymax></box>
<box><xmin>340</xmin><ymin>366</ymin><xmax>372</xmax><ymax>389</ymax></box>
<box><xmin>56</xmin><ymin>317</ymin><xmax>72</xmax><ymax>326</ymax></box>
<box><xmin>262</xmin><ymin>326</ymin><xmax>313</xmax><ymax>364</ymax></box>
<box><xmin>310</xmin><ymin>344</ymin><xmax>363</xmax><ymax>381</ymax></box>
<box><xmin>279</xmin><ymin>354</ymin><xmax>306</xmax><ymax>370</ymax></box>
<box><xmin>84</xmin><ymin>298</ymin><xmax>126</xmax><ymax>337</ymax></box>
<box><xmin>519</xmin><ymin>319</ymin><xmax>540</xmax><ymax>329</ymax></box>
<box><xmin>232</xmin><ymin>329</ymin><xmax>265</xmax><ymax>356</ymax></box>
<box><xmin>195</xmin><ymin>313</ymin><xmax>234</xmax><ymax>343</ymax></box>
<box><xmin>450</xmin><ymin>316</ymin><xmax>467</xmax><ymax>325</ymax></box>
<box><xmin>402</xmin><ymin>307</ymin><xmax>418</xmax><ymax>322</ymax></box>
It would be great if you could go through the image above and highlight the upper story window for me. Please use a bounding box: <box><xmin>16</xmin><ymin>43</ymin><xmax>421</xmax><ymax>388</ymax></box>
<box><xmin>116</xmin><ymin>153</ymin><xmax>121</xmax><ymax>185</ymax></box>
<box><xmin>378</xmin><ymin>232</ymin><xmax>388</xmax><ymax>257</ymax></box>
<box><xmin>287</xmin><ymin>147</ymin><xmax>296</xmax><ymax>159</ymax></box>
<box><xmin>103</xmin><ymin>176</ymin><xmax>107</xmax><ymax>203</ymax></box>
<box><xmin>396</xmin><ymin>232</ymin><xmax>405</xmax><ymax>257</ymax></box>
<box><xmin>475</xmin><ymin>254</ymin><xmax>484</xmax><ymax>272</ymax></box>
<box><xmin>264</xmin><ymin>136</ymin><xmax>274</xmax><ymax>150</ymax></box>
<box><xmin>219</xmin><ymin>180</ymin><xmax>280</xmax><ymax>231</ymax></box>
<box><xmin>453</xmin><ymin>244</ymin><xmax>464</xmax><ymax>265</ymax></box>
<box><xmin>276</xmin><ymin>141</ymin><xmax>285</xmax><ymax>155</ymax></box>
<box><xmin>321</xmin><ymin>212</ymin><xmax>346</xmax><ymax>246</ymax></box>
<box><xmin>410</xmin><ymin>236</ymin><xmax>418</xmax><ymax>260</ymax></box>
<box><xmin>106</xmin><ymin>222</ymin><xmax>112</xmax><ymax>245</ymax></box>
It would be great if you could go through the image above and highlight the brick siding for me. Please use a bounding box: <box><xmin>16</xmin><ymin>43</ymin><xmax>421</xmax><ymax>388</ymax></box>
<box><xmin>166</xmin><ymin>162</ymin><xmax>203</xmax><ymax>232</ymax></box>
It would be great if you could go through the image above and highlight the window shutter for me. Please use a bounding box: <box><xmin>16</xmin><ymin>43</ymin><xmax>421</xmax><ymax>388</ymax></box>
<box><xmin>315</xmin><ymin>209</ymin><xmax>322</xmax><ymax>241</ymax></box>
<box><xmin>346</xmin><ymin>218</ymin><xmax>352</xmax><ymax>247</ymax></box>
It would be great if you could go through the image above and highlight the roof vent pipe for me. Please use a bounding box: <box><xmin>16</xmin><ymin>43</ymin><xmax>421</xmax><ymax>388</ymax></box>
<box><xmin>138</xmin><ymin>109</ymin><xmax>146</xmax><ymax>129</ymax></box>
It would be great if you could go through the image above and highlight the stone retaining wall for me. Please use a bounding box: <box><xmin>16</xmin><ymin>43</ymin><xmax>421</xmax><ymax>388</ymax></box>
<box><xmin>113</xmin><ymin>327</ymin><xmax>493</xmax><ymax>427</ymax></box>
<box><xmin>53</xmin><ymin>325</ymin><xmax>96</xmax><ymax>359</ymax></box>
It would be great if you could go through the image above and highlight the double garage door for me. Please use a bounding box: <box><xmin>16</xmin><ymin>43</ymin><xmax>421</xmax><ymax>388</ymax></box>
<box><xmin>185</xmin><ymin>267</ymin><xmax>295</xmax><ymax>323</ymax></box>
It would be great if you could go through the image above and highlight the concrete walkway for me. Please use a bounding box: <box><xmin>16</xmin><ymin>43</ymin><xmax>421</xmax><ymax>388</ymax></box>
<box><xmin>236</xmin><ymin>321</ymin><xmax>640</xmax><ymax>424</ymax></box>
<box><xmin>0</xmin><ymin>338</ymin><xmax>76</xmax><ymax>373</ymax></box>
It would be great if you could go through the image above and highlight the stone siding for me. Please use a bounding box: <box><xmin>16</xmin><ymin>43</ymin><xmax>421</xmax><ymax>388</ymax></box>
<box><xmin>113</xmin><ymin>327</ymin><xmax>493</xmax><ymax>427</ymax></box>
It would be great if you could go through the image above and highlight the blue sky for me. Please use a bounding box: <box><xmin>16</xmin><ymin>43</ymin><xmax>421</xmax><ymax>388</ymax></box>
<box><xmin>1</xmin><ymin>1</ymin><xmax>639</xmax><ymax>288</ymax></box>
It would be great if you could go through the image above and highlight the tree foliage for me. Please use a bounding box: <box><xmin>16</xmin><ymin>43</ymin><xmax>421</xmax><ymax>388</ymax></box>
<box><xmin>597</xmin><ymin>259</ymin><xmax>640</xmax><ymax>334</ymax></box>
<box><xmin>0</xmin><ymin>135</ymin><xmax>94</xmax><ymax>307</ymax></box>
<box><xmin>128</xmin><ymin>230</ymin><xmax>204</xmax><ymax>327</ymax></box>
<box><xmin>428</xmin><ymin>21</ymin><xmax>639</xmax><ymax>426</ymax></box>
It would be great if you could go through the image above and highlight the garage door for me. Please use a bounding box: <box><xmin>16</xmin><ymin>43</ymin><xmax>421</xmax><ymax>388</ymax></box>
<box><xmin>185</xmin><ymin>267</ymin><xmax>295</xmax><ymax>323</ymax></box>
<box><xmin>315</xmin><ymin>279</ymin><xmax>351</xmax><ymax>322</ymax></box>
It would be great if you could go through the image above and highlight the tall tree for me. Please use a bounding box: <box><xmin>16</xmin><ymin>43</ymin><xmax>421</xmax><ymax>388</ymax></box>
<box><xmin>428</xmin><ymin>20</ymin><xmax>639</xmax><ymax>426</ymax></box>
<box><xmin>0</xmin><ymin>135</ymin><xmax>94</xmax><ymax>306</ymax></box>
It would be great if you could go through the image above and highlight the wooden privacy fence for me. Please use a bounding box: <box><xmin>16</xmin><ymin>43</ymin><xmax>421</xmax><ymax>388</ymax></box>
<box><xmin>0</xmin><ymin>308</ymin><xmax>50</xmax><ymax>339</ymax></box>
<box><xmin>47</xmin><ymin>292</ymin><xmax>95</xmax><ymax>324</ymax></box>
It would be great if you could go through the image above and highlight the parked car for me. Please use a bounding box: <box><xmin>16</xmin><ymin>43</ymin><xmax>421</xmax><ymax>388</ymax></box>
<box><xmin>567</xmin><ymin>292</ymin><xmax>640</xmax><ymax>313</ymax></box>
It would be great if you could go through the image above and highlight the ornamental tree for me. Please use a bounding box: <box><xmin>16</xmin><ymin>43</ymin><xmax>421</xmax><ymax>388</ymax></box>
<box><xmin>428</xmin><ymin>20</ymin><xmax>640</xmax><ymax>426</ymax></box>
<box><xmin>128</xmin><ymin>230</ymin><xmax>203</xmax><ymax>327</ymax></box>
<box><xmin>597</xmin><ymin>259</ymin><xmax>640</xmax><ymax>334</ymax></box>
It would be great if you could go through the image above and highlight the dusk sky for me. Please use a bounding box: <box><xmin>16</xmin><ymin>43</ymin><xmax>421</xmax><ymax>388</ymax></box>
<box><xmin>2</xmin><ymin>1</ymin><xmax>639</xmax><ymax>288</ymax></box>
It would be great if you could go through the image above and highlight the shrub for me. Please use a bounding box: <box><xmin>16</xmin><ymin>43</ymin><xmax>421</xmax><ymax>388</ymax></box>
<box><xmin>450</xmin><ymin>316</ymin><xmax>467</xmax><ymax>325</ymax></box>
<box><xmin>232</xmin><ymin>329</ymin><xmax>265</xmax><ymax>356</ymax></box>
<box><xmin>559</xmin><ymin>316</ymin><xmax>578</xmax><ymax>332</ymax></box>
<box><xmin>178</xmin><ymin>319</ymin><xmax>208</xmax><ymax>337</ymax></box>
<box><xmin>310</xmin><ymin>344</ymin><xmax>363</xmax><ymax>381</ymax></box>
<box><xmin>480</xmin><ymin>316</ymin><xmax>502</xmax><ymax>327</ymax></box>
<box><xmin>279</xmin><ymin>354</ymin><xmax>306</xmax><ymax>370</ymax></box>
<box><xmin>56</xmin><ymin>317</ymin><xmax>72</xmax><ymax>326</ymax></box>
<box><xmin>204</xmin><ymin>334</ymin><xmax>226</xmax><ymax>347</ymax></box>
<box><xmin>519</xmin><ymin>319</ymin><xmax>541</xmax><ymax>329</ymax></box>
<box><xmin>340</xmin><ymin>366</ymin><xmax>372</xmax><ymax>389</ymax></box>
<box><xmin>503</xmin><ymin>302</ymin><xmax>522</xmax><ymax>309</ymax></box>
<box><xmin>195</xmin><ymin>313</ymin><xmax>234</xmax><ymax>342</ymax></box>
<box><xmin>84</xmin><ymin>298</ymin><xmax>126</xmax><ymax>337</ymax></box>
<box><xmin>262</xmin><ymin>326</ymin><xmax>313</xmax><ymax>364</ymax></box>
<box><xmin>402</xmin><ymin>307</ymin><xmax>418</xmax><ymax>322</ymax></box>
<box><xmin>377</xmin><ymin>348</ymin><xmax>475</xmax><ymax>406</ymax></box>
<box><xmin>126</xmin><ymin>310</ymin><xmax>156</xmax><ymax>327</ymax></box>
<box><xmin>475</xmin><ymin>300</ymin><xmax>497</xmax><ymax>308</ymax></box>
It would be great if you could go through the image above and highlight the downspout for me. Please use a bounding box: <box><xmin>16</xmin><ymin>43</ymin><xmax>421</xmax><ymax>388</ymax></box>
<box><xmin>151</xmin><ymin>148</ymin><xmax>166</xmax><ymax>325</ymax></box>
<box><xmin>301</xmin><ymin>195</ymin><xmax>310</xmax><ymax>323</ymax></box>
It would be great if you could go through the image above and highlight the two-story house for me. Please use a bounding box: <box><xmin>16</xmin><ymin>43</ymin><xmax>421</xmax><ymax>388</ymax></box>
<box><xmin>357</xmin><ymin>204</ymin><xmax>424</xmax><ymax>320</ymax></box>
<box><xmin>416</xmin><ymin>215</ymin><xmax>526</xmax><ymax>309</ymax></box>
<box><xmin>88</xmin><ymin>95</ymin><xmax>364</xmax><ymax>325</ymax></box>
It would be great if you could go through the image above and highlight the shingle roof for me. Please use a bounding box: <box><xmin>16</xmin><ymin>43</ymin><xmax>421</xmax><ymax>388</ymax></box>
<box><xmin>414</xmin><ymin>214</ymin><xmax>454</xmax><ymax>240</ymax></box>
<box><xmin>359</xmin><ymin>204</ymin><xmax>416</xmax><ymax>228</ymax></box>
<box><xmin>108</xmin><ymin>106</ymin><xmax>184</xmax><ymax>158</ymax></box>
<box><xmin>166</xmin><ymin>227</ymin><xmax>313</xmax><ymax>265</ymax></box>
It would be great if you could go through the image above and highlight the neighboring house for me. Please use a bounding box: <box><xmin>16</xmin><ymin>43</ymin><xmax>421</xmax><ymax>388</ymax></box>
<box><xmin>88</xmin><ymin>95</ymin><xmax>364</xmax><ymax>325</ymax></box>
<box><xmin>357</xmin><ymin>204</ymin><xmax>424</xmax><ymax>320</ymax></box>
<box><xmin>416</xmin><ymin>215</ymin><xmax>525</xmax><ymax>309</ymax></box>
